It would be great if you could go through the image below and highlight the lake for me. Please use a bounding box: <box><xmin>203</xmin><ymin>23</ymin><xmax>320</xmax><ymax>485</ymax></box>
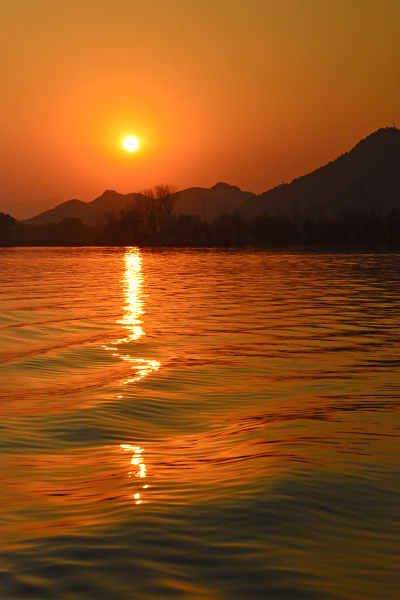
<box><xmin>0</xmin><ymin>247</ymin><xmax>399</xmax><ymax>600</ymax></box>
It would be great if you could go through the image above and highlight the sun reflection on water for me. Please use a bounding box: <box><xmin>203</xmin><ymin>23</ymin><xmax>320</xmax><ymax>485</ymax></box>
<box><xmin>102</xmin><ymin>248</ymin><xmax>160</xmax><ymax>503</ymax></box>
<box><xmin>102</xmin><ymin>248</ymin><xmax>160</xmax><ymax>385</ymax></box>
<box><xmin>117</xmin><ymin>249</ymin><xmax>145</xmax><ymax>343</ymax></box>
<box><xmin>121</xmin><ymin>444</ymin><xmax>147</xmax><ymax>504</ymax></box>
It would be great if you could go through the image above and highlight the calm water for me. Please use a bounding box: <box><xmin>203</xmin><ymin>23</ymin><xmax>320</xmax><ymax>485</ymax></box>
<box><xmin>0</xmin><ymin>247</ymin><xmax>399</xmax><ymax>600</ymax></box>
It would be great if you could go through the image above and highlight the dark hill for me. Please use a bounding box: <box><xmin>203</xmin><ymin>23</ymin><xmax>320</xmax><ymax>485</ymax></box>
<box><xmin>24</xmin><ymin>190</ymin><xmax>143</xmax><ymax>226</ymax></box>
<box><xmin>23</xmin><ymin>199</ymin><xmax>90</xmax><ymax>225</ymax></box>
<box><xmin>174</xmin><ymin>182</ymin><xmax>255</xmax><ymax>221</ymax></box>
<box><xmin>24</xmin><ymin>183</ymin><xmax>255</xmax><ymax>226</ymax></box>
<box><xmin>239</xmin><ymin>127</ymin><xmax>400</xmax><ymax>218</ymax></box>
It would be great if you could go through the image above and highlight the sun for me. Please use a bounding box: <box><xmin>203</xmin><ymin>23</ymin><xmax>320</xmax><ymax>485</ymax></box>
<box><xmin>123</xmin><ymin>136</ymin><xmax>139</xmax><ymax>151</ymax></box>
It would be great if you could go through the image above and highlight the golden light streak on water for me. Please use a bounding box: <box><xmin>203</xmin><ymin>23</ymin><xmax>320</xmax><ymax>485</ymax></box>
<box><xmin>103</xmin><ymin>249</ymin><xmax>158</xmax><ymax>502</ymax></box>
<box><xmin>102</xmin><ymin>247</ymin><xmax>160</xmax><ymax>385</ymax></box>
<box><xmin>117</xmin><ymin>247</ymin><xmax>145</xmax><ymax>342</ymax></box>
<box><xmin>121</xmin><ymin>444</ymin><xmax>148</xmax><ymax>503</ymax></box>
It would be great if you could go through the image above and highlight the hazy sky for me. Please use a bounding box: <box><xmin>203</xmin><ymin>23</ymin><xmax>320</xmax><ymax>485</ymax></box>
<box><xmin>1</xmin><ymin>0</ymin><xmax>400</xmax><ymax>206</ymax></box>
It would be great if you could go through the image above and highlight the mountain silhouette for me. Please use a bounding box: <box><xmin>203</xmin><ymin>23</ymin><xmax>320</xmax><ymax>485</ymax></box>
<box><xmin>21</xmin><ymin>127</ymin><xmax>400</xmax><ymax>226</ymax></box>
<box><xmin>175</xmin><ymin>182</ymin><xmax>255</xmax><ymax>221</ymax></box>
<box><xmin>24</xmin><ymin>183</ymin><xmax>255</xmax><ymax>226</ymax></box>
<box><xmin>24</xmin><ymin>190</ymin><xmax>143</xmax><ymax>226</ymax></box>
<box><xmin>238</xmin><ymin>127</ymin><xmax>400</xmax><ymax>218</ymax></box>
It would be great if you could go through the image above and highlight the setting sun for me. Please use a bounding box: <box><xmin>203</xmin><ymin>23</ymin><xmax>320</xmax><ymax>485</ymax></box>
<box><xmin>123</xmin><ymin>136</ymin><xmax>139</xmax><ymax>152</ymax></box>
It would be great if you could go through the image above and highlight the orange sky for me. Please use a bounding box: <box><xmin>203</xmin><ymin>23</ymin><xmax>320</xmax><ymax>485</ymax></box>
<box><xmin>1</xmin><ymin>0</ymin><xmax>400</xmax><ymax>211</ymax></box>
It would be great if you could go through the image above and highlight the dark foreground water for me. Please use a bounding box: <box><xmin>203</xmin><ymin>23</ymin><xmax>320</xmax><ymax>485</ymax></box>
<box><xmin>0</xmin><ymin>247</ymin><xmax>399</xmax><ymax>600</ymax></box>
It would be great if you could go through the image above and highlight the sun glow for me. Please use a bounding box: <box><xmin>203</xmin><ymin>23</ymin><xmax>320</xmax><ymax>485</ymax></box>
<box><xmin>123</xmin><ymin>136</ymin><xmax>139</xmax><ymax>151</ymax></box>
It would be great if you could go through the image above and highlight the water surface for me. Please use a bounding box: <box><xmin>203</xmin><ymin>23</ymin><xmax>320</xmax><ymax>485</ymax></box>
<box><xmin>0</xmin><ymin>247</ymin><xmax>399</xmax><ymax>599</ymax></box>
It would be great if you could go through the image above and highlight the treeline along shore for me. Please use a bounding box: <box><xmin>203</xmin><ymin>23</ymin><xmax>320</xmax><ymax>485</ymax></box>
<box><xmin>2</xmin><ymin>202</ymin><xmax>400</xmax><ymax>249</ymax></box>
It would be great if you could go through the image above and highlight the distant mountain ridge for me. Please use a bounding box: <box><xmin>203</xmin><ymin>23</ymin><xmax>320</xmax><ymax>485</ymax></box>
<box><xmin>24</xmin><ymin>191</ymin><xmax>143</xmax><ymax>226</ymax></box>
<box><xmin>24</xmin><ymin>183</ymin><xmax>256</xmax><ymax>226</ymax></box>
<box><xmin>175</xmin><ymin>182</ymin><xmax>255</xmax><ymax>222</ymax></box>
<box><xmin>21</xmin><ymin>127</ymin><xmax>400</xmax><ymax>225</ymax></box>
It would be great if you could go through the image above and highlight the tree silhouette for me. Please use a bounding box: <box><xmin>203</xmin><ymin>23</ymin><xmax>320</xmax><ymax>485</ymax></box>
<box><xmin>137</xmin><ymin>184</ymin><xmax>178</xmax><ymax>234</ymax></box>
